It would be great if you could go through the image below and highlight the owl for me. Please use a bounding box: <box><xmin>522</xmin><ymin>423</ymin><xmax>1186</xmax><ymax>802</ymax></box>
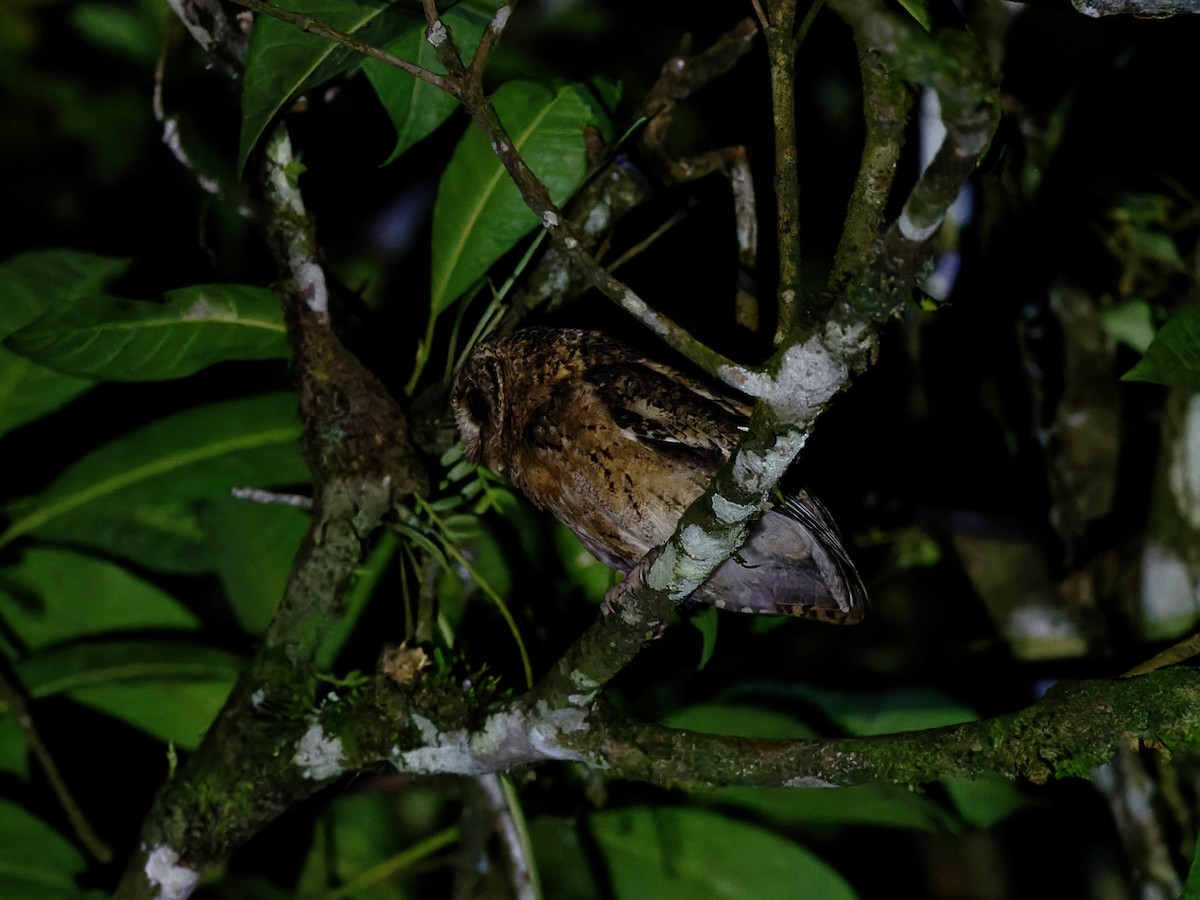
<box><xmin>450</xmin><ymin>328</ymin><xmax>866</xmax><ymax>623</ymax></box>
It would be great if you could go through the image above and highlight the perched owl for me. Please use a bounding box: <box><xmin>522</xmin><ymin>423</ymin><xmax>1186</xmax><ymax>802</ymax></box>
<box><xmin>451</xmin><ymin>328</ymin><xmax>866</xmax><ymax>623</ymax></box>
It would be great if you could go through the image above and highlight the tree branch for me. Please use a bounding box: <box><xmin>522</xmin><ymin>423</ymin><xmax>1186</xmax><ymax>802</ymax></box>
<box><xmin>117</xmin><ymin>41</ymin><xmax>430</xmax><ymax>898</ymax></box>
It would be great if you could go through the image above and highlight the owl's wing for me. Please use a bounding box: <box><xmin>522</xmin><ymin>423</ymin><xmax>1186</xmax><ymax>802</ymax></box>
<box><xmin>692</xmin><ymin>489</ymin><xmax>868</xmax><ymax>624</ymax></box>
<box><xmin>586</xmin><ymin>360</ymin><xmax>744</xmax><ymax>464</ymax></box>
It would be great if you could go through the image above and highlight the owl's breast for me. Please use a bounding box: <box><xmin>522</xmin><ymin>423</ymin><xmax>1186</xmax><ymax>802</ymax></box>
<box><xmin>510</xmin><ymin>410</ymin><xmax>713</xmax><ymax>572</ymax></box>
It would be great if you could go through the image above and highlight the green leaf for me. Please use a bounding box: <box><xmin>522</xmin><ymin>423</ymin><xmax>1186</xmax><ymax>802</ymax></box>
<box><xmin>0</xmin><ymin>393</ymin><xmax>308</xmax><ymax>555</ymax></box>
<box><xmin>239</xmin><ymin>0</ymin><xmax>424</xmax><ymax>171</ymax></box>
<box><xmin>69</xmin><ymin>0</ymin><xmax>168</xmax><ymax>68</ymax></box>
<box><xmin>553</xmin><ymin>521</ymin><xmax>610</xmax><ymax>603</ymax></box>
<box><xmin>662</xmin><ymin>703</ymin><xmax>816</xmax><ymax>740</ymax></box>
<box><xmin>1099</xmin><ymin>298</ymin><xmax>1155</xmax><ymax>353</ymax></box>
<box><xmin>6</xmin><ymin>283</ymin><xmax>287</xmax><ymax>381</ymax></box>
<box><xmin>364</xmin><ymin>0</ymin><xmax>501</xmax><ymax>163</ymax></box>
<box><xmin>0</xmin><ymin>718</ymin><xmax>29</xmax><ymax>780</ymax></box>
<box><xmin>202</xmin><ymin>496</ymin><xmax>311</xmax><ymax>635</ymax></box>
<box><xmin>1184</xmin><ymin>826</ymin><xmax>1200</xmax><ymax>900</ymax></box>
<box><xmin>709</xmin><ymin>784</ymin><xmax>956</xmax><ymax>832</ymax></box>
<box><xmin>1122</xmin><ymin>305</ymin><xmax>1200</xmax><ymax>390</ymax></box>
<box><xmin>0</xmin><ymin>249</ymin><xmax>130</xmax><ymax>338</ymax></box>
<box><xmin>0</xmin><ymin>799</ymin><xmax>96</xmax><ymax>899</ymax></box>
<box><xmin>27</xmin><ymin>501</ymin><xmax>212</xmax><ymax>576</ymax></box>
<box><xmin>0</xmin><ymin>345</ymin><xmax>93</xmax><ymax>438</ymax></box>
<box><xmin>529</xmin><ymin>816</ymin><xmax>599</xmax><ymax>900</ymax></box>
<box><xmin>689</xmin><ymin>605</ymin><xmax>718</xmax><ymax>670</ymax></box>
<box><xmin>430</xmin><ymin>80</ymin><xmax>609</xmax><ymax>312</ymax></box>
<box><xmin>772</xmin><ymin>684</ymin><xmax>976</xmax><ymax>736</ymax></box>
<box><xmin>0</xmin><ymin>548</ymin><xmax>198</xmax><ymax>650</ymax></box>
<box><xmin>16</xmin><ymin>640</ymin><xmax>243</xmax><ymax>748</ymax></box>
<box><xmin>942</xmin><ymin>774</ymin><xmax>1035</xmax><ymax>829</ymax></box>
<box><xmin>591</xmin><ymin>807</ymin><xmax>858</xmax><ymax>900</ymax></box>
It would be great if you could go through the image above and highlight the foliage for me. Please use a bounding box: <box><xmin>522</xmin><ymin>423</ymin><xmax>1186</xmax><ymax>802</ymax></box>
<box><xmin>1</xmin><ymin>0</ymin><xmax>1198</xmax><ymax>898</ymax></box>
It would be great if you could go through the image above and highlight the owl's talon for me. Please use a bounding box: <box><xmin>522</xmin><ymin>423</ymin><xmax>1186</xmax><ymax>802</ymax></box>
<box><xmin>601</xmin><ymin>554</ymin><xmax>655</xmax><ymax>616</ymax></box>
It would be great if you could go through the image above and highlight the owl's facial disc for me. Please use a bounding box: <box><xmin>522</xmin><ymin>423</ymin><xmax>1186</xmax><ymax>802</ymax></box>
<box><xmin>451</xmin><ymin>355</ymin><xmax>506</xmax><ymax>470</ymax></box>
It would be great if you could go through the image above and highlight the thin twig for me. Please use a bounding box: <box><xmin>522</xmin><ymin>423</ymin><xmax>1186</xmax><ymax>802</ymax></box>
<box><xmin>154</xmin><ymin>18</ymin><xmax>257</xmax><ymax>217</ymax></box>
<box><xmin>226</xmin><ymin>0</ymin><xmax>452</xmax><ymax>91</ymax></box>
<box><xmin>468</xmin><ymin>0</ymin><xmax>517</xmax><ymax>75</ymax></box>
<box><xmin>479</xmin><ymin>774</ymin><xmax>539</xmax><ymax>900</ymax></box>
<box><xmin>762</xmin><ymin>0</ymin><xmax>802</xmax><ymax>343</ymax></box>
<box><xmin>0</xmin><ymin>670</ymin><xmax>112</xmax><ymax>863</ymax></box>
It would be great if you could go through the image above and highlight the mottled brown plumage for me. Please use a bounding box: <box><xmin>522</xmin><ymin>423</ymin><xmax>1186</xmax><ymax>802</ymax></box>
<box><xmin>451</xmin><ymin>328</ymin><xmax>866</xmax><ymax>623</ymax></box>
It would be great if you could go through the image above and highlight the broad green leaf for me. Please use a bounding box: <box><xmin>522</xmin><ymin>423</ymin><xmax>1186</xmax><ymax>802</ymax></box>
<box><xmin>17</xmin><ymin>640</ymin><xmax>243</xmax><ymax>748</ymax></box>
<box><xmin>239</xmin><ymin>0</ymin><xmax>425</xmax><ymax>171</ymax></box>
<box><xmin>662</xmin><ymin>703</ymin><xmax>816</xmax><ymax>739</ymax></box>
<box><xmin>71</xmin><ymin>680</ymin><xmax>234</xmax><ymax>749</ymax></box>
<box><xmin>1123</xmin><ymin>305</ymin><xmax>1200</xmax><ymax>390</ymax></box>
<box><xmin>326</xmin><ymin>793</ymin><xmax>406</xmax><ymax>888</ymax></box>
<box><xmin>0</xmin><ymin>249</ymin><xmax>130</xmax><ymax>337</ymax></box>
<box><xmin>430</xmin><ymin>80</ymin><xmax>609</xmax><ymax>312</ymax></box>
<box><xmin>0</xmin><ymin>548</ymin><xmax>198</xmax><ymax>650</ymax></box>
<box><xmin>0</xmin><ymin>799</ymin><xmax>96</xmax><ymax>900</ymax></box>
<box><xmin>529</xmin><ymin>816</ymin><xmax>599</xmax><ymax>900</ymax></box>
<box><xmin>25</xmin><ymin>500</ymin><xmax>211</xmax><ymax>575</ymax></box>
<box><xmin>17</xmin><ymin>640</ymin><xmax>241</xmax><ymax>696</ymax></box>
<box><xmin>0</xmin><ymin>392</ymin><xmax>308</xmax><ymax>551</ymax></box>
<box><xmin>760</xmin><ymin>684</ymin><xmax>976</xmax><ymax>736</ymax></box>
<box><xmin>202</xmin><ymin>495</ymin><xmax>311</xmax><ymax>635</ymax></box>
<box><xmin>663</xmin><ymin>703</ymin><xmax>956</xmax><ymax>832</ymax></box>
<box><xmin>591</xmin><ymin>807</ymin><xmax>858</xmax><ymax>900</ymax></box>
<box><xmin>0</xmin><ymin>718</ymin><xmax>29</xmax><ymax>780</ymax></box>
<box><xmin>69</xmin><ymin>0</ymin><xmax>168</xmax><ymax>68</ymax></box>
<box><xmin>708</xmin><ymin>784</ymin><xmax>957</xmax><ymax>832</ymax></box>
<box><xmin>0</xmin><ymin>346</ymin><xmax>93</xmax><ymax>438</ymax></box>
<box><xmin>553</xmin><ymin>521</ymin><xmax>611</xmax><ymax>603</ymax></box>
<box><xmin>365</xmin><ymin>0</ymin><xmax>501</xmax><ymax>163</ymax></box>
<box><xmin>6</xmin><ymin>283</ymin><xmax>287</xmax><ymax>381</ymax></box>
<box><xmin>942</xmin><ymin>774</ymin><xmax>1034</xmax><ymax>829</ymax></box>
<box><xmin>1099</xmin><ymin>298</ymin><xmax>1155</xmax><ymax>353</ymax></box>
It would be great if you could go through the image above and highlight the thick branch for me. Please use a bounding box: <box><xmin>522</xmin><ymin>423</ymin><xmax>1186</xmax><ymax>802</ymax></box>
<box><xmin>341</xmin><ymin>664</ymin><xmax>1200</xmax><ymax>791</ymax></box>
<box><xmin>116</xmin><ymin>111</ymin><xmax>430</xmax><ymax>900</ymax></box>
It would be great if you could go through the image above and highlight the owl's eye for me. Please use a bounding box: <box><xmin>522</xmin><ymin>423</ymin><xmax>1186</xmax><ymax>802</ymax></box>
<box><xmin>465</xmin><ymin>388</ymin><xmax>491</xmax><ymax>426</ymax></box>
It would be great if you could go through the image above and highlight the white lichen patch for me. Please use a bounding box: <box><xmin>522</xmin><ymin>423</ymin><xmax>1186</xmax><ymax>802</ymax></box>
<box><xmin>394</xmin><ymin>714</ymin><xmax>478</xmax><ymax>775</ymax></box>
<box><xmin>249</xmin><ymin>687</ymin><xmax>266</xmax><ymax>708</ymax></box>
<box><xmin>426</xmin><ymin>20</ymin><xmax>448</xmax><ymax>46</ymax></box>
<box><xmin>711</xmin><ymin>492</ymin><xmax>757</xmax><ymax>524</ymax></box>
<box><xmin>620</xmin><ymin>288</ymin><xmax>672</xmax><ymax>339</ymax></box>
<box><xmin>569</xmin><ymin>668</ymin><xmax>601</xmax><ymax>694</ymax></box>
<box><xmin>145</xmin><ymin>844</ymin><xmax>199</xmax><ymax>900</ymax></box>
<box><xmin>783</xmin><ymin>775</ymin><xmax>839</xmax><ymax>788</ymax></box>
<box><xmin>729</xmin><ymin>440</ymin><xmax>802</xmax><ymax>497</ymax></box>
<box><xmin>527</xmin><ymin>703</ymin><xmax>591</xmax><ymax>763</ymax></box>
<box><xmin>720</xmin><ymin>334</ymin><xmax>849</xmax><ymax>424</ymax></box>
<box><xmin>678</xmin><ymin>523</ymin><xmax>733</xmax><ymax>571</ymax></box>
<box><xmin>292</xmin><ymin>256</ymin><xmax>329</xmax><ymax>314</ymax></box>
<box><xmin>646</xmin><ymin>541</ymin><xmax>700</xmax><ymax>601</ymax></box>
<box><xmin>541</xmin><ymin>210</ymin><xmax>560</xmax><ymax>228</ymax></box>
<box><xmin>293</xmin><ymin>722</ymin><xmax>346</xmax><ymax>781</ymax></box>
<box><xmin>491</xmin><ymin>4</ymin><xmax>511</xmax><ymax>30</ymax></box>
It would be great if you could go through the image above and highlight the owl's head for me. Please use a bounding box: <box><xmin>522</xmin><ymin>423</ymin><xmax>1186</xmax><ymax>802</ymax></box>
<box><xmin>451</xmin><ymin>344</ymin><xmax>509</xmax><ymax>471</ymax></box>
